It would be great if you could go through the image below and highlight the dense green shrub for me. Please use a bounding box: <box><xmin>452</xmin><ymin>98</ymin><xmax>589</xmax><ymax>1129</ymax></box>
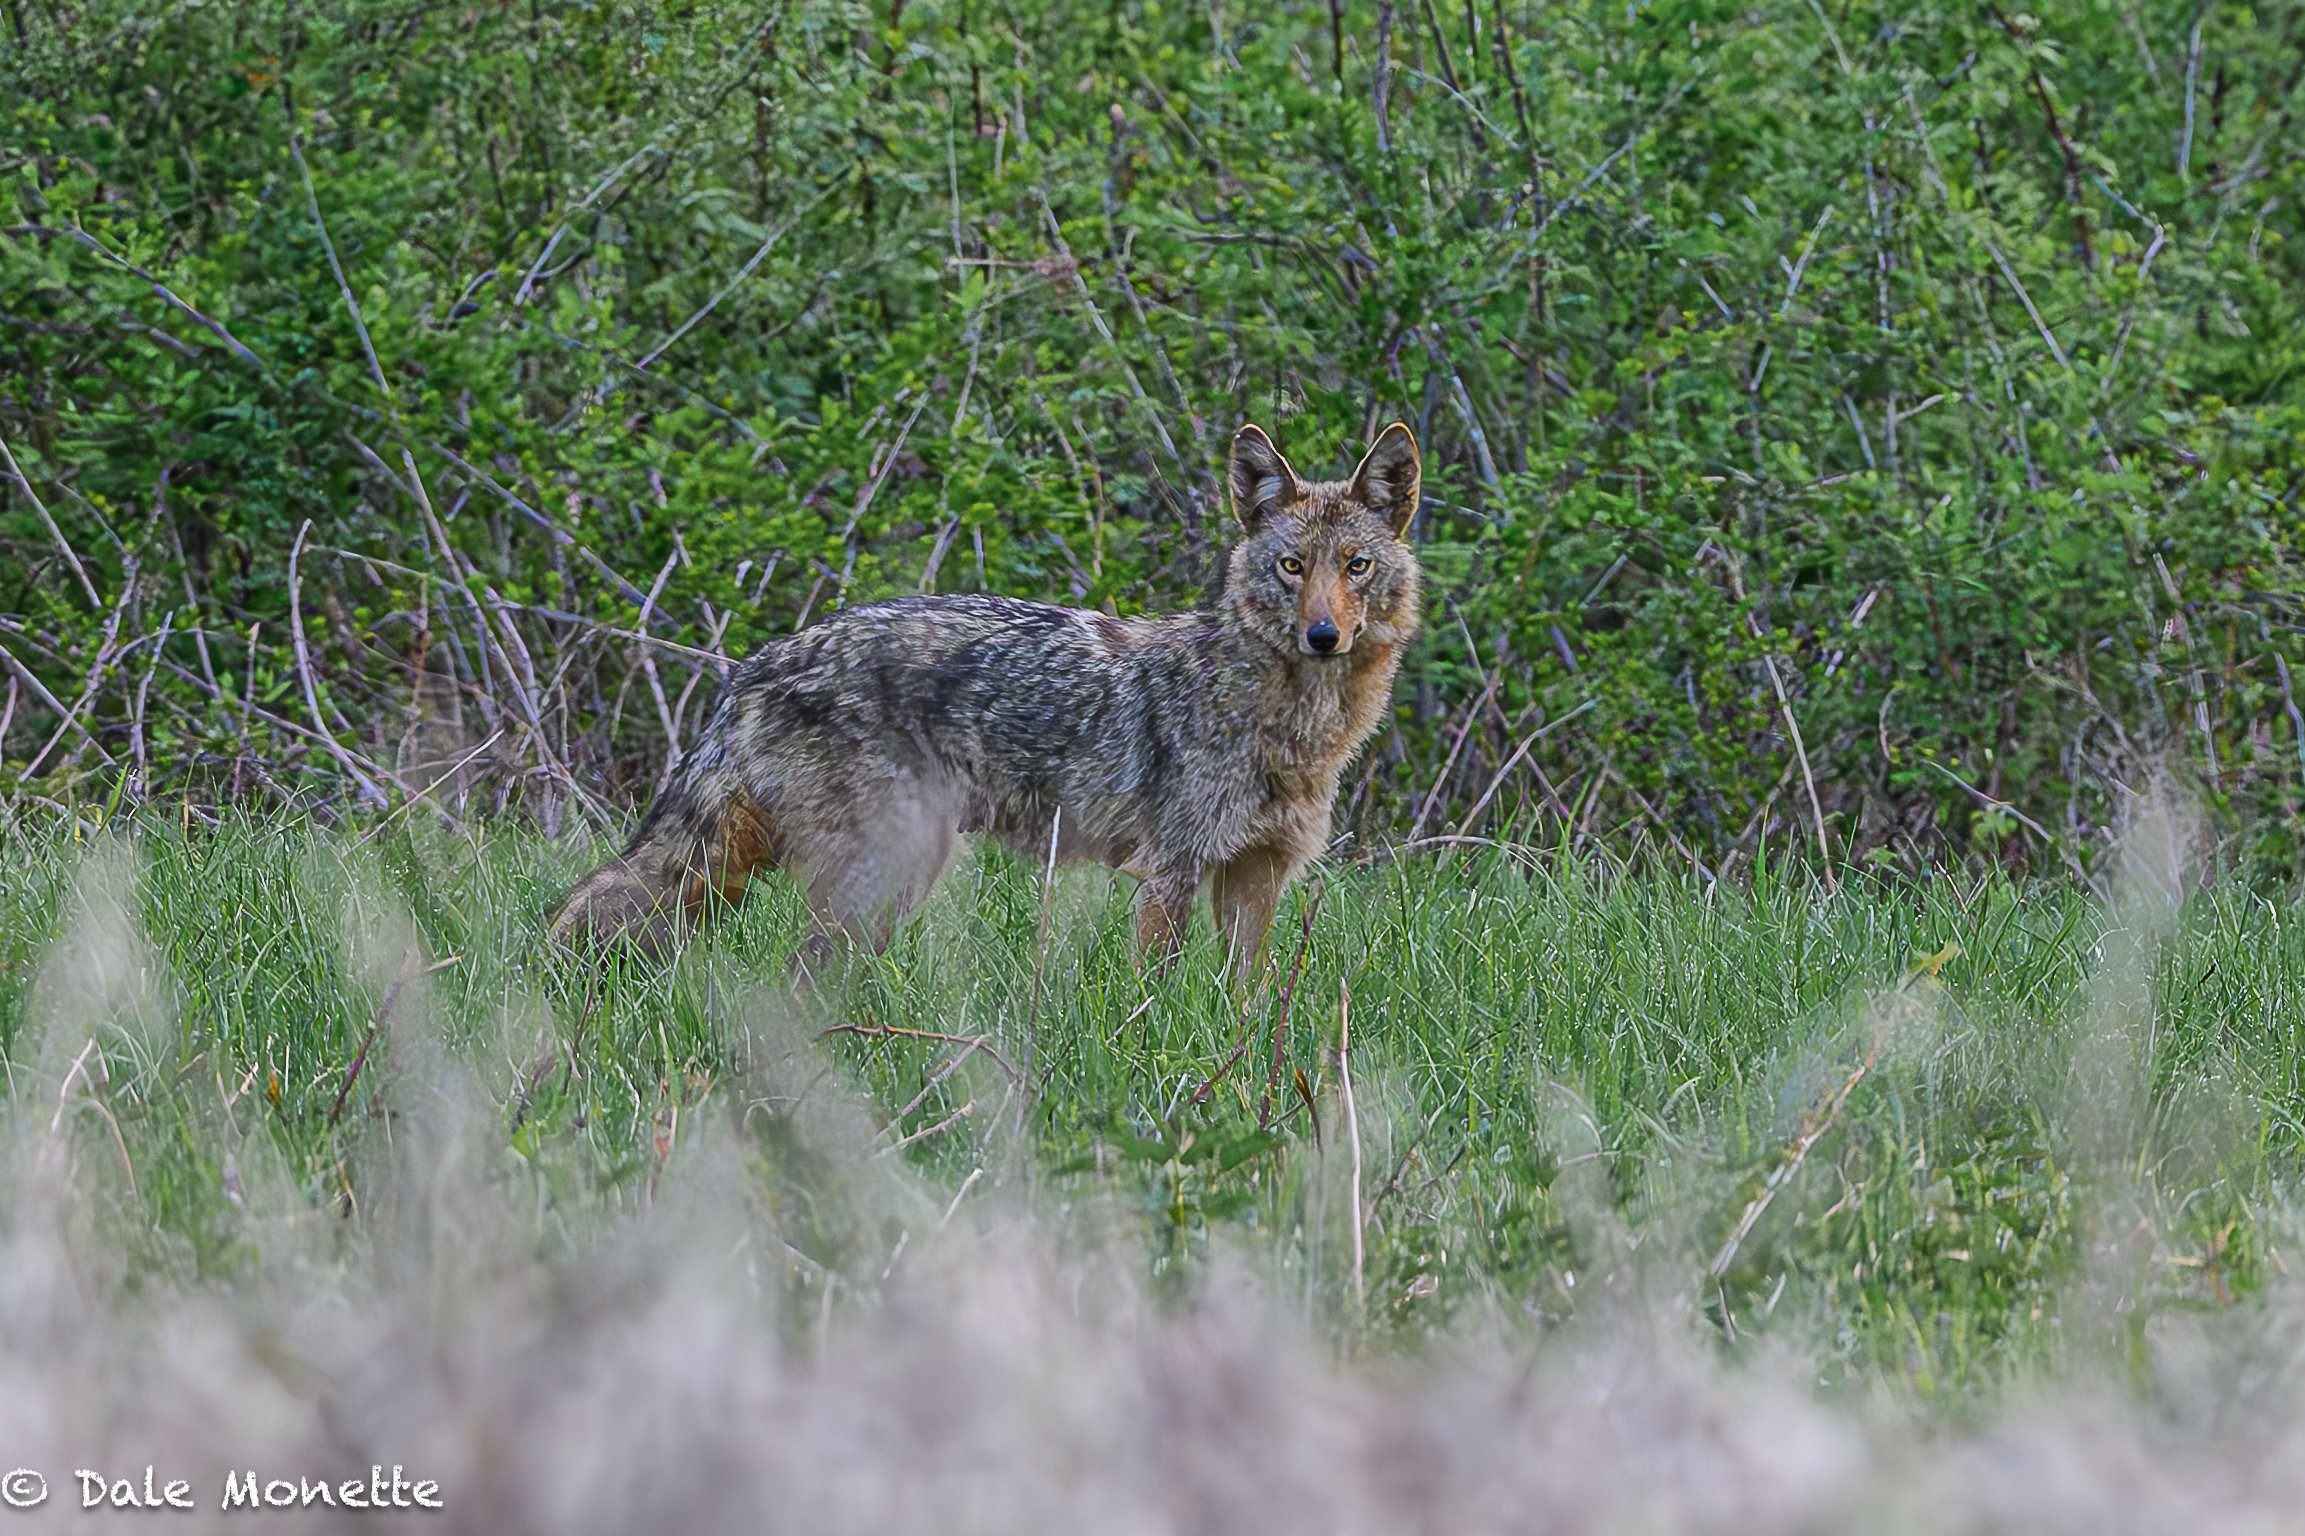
<box><xmin>2</xmin><ymin>0</ymin><xmax>2301</xmax><ymax>870</ymax></box>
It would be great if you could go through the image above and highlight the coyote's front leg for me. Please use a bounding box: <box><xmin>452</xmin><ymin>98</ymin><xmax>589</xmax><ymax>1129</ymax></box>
<box><xmin>1212</xmin><ymin>844</ymin><xmax>1294</xmax><ymax>987</ymax></box>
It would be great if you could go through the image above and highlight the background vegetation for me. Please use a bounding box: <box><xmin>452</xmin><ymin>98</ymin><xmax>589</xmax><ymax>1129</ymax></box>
<box><xmin>4</xmin><ymin>0</ymin><xmax>2302</xmax><ymax>871</ymax></box>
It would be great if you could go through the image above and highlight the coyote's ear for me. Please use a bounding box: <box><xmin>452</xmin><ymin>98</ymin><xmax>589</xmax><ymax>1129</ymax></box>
<box><xmin>1229</xmin><ymin>424</ymin><xmax>1301</xmax><ymax>532</ymax></box>
<box><xmin>1351</xmin><ymin>422</ymin><xmax>1421</xmax><ymax>538</ymax></box>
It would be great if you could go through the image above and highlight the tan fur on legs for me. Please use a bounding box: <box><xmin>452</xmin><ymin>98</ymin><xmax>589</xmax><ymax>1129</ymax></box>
<box><xmin>1213</xmin><ymin>844</ymin><xmax>1294</xmax><ymax>986</ymax></box>
<box><xmin>1133</xmin><ymin>869</ymin><xmax>1197</xmax><ymax>970</ymax></box>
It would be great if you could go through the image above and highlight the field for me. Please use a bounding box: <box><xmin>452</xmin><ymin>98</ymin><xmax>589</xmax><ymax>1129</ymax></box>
<box><xmin>6</xmin><ymin>0</ymin><xmax>2305</xmax><ymax>1523</ymax></box>
<box><xmin>3</xmin><ymin>796</ymin><xmax>2302</xmax><ymax>1529</ymax></box>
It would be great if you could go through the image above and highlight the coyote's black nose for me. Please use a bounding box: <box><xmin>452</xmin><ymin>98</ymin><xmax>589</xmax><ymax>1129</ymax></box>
<box><xmin>1305</xmin><ymin>619</ymin><xmax>1340</xmax><ymax>654</ymax></box>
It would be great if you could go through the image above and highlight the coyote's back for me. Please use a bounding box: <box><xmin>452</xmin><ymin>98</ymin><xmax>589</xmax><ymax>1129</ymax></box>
<box><xmin>553</xmin><ymin>422</ymin><xmax>1424</xmax><ymax>979</ymax></box>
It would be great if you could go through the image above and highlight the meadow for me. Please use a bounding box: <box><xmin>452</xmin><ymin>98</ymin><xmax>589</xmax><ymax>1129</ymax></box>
<box><xmin>6</xmin><ymin>0</ymin><xmax>2305</xmax><ymax>1523</ymax></box>
<box><xmin>4</xmin><ymin>794</ymin><xmax>2301</xmax><ymax>1528</ymax></box>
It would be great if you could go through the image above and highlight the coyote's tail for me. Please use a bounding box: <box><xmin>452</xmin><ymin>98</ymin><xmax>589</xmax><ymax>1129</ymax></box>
<box><xmin>549</xmin><ymin>743</ymin><xmax>776</xmax><ymax>958</ymax></box>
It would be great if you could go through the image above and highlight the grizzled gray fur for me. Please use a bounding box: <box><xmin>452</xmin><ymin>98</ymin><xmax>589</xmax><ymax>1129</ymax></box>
<box><xmin>552</xmin><ymin>421</ymin><xmax>1424</xmax><ymax>981</ymax></box>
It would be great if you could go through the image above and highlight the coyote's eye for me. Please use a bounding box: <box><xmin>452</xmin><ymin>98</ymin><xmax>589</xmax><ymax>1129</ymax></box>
<box><xmin>1277</xmin><ymin>556</ymin><xmax>1304</xmax><ymax>577</ymax></box>
<box><xmin>1346</xmin><ymin>555</ymin><xmax>1372</xmax><ymax>576</ymax></box>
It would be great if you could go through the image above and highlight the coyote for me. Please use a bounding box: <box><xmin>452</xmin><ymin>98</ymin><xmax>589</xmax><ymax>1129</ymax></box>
<box><xmin>552</xmin><ymin>422</ymin><xmax>1423</xmax><ymax>980</ymax></box>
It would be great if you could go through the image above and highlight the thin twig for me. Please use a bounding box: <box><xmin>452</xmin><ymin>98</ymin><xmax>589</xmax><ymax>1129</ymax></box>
<box><xmin>359</xmin><ymin>728</ymin><xmax>503</xmax><ymax>840</ymax></box>
<box><xmin>1707</xmin><ymin>1028</ymin><xmax>1884</xmax><ymax>1284</ymax></box>
<box><xmin>1983</xmin><ymin>2</ymin><xmax>2098</xmax><ymax>269</ymax></box>
<box><xmin>1981</xmin><ymin>234</ymin><xmax>2072</xmax><ymax>370</ymax></box>
<box><xmin>814</xmin><ymin>1023</ymin><xmax>1021</xmax><ymax>1082</ymax></box>
<box><xmin>1523</xmin><ymin>68</ymin><xmax>1707</xmax><ymax>248</ymax></box>
<box><xmin>1259</xmin><ymin>885</ymin><xmax>1325</xmax><ymax>1129</ymax></box>
<box><xmin>1034</xmin><ymin>190</ymin><xmax>1186</xmax><ymax>477</ymax></box>
<box><xmin>0</xmin><ymin>639</ymin><xmax>117</xmax><ymax>771</ymax></box>
<box><xmin>831</xmin><ymin>394</ymin><xmax>933</xmax><ymax>608</ymax></box>
<box><xmin>381</xmin><ymin>441</ymin><xmax>612</xmax><ymax>829</ymax></box>
<box><xmin>876</xmin><ymin>1100</ymin><xmax>975</xmax><ymax>1157</ymax></box>
<box><xmin>1776</xmin><ymin>205</ymin><xmax>1837</xmax><ymax>319</ymax></box>
<box><xmin>127</xmin><ymin>612</ymin><xmax>173</xmax><ymax>798</ymax></box>
<box><xmin>514</xmin><ymin>142</ymin><xmax>667</xmax><ymax>306</ymax></box>
<box><xmin>290</xmin><ymin>133</ymin><xmax>392</xmax><ymax>403</ymax></box>
<box><xmin>20</xmin><ymin>582</ymin><xmax>131</xmax><ymax>782</ymax></box>
<box><xmin>0</xmin><ymin>429</ymin><xmax>101</xmax><ymax>610</ymax></box>
<box><xmin>1726</xmin><ymin>557</ymin><xmax>1835</xmax><ymax>888</ymax></box>
<box><xmin>1602</xmin><ymin>763</ymin><xmax>1720</xmax><ymax>884</ymax></box>
<box><xmin>939</xmin><ymin>1166</ymin><xmax>986</xmax><ymax>1226</ymax></box>
<box><xmin>635</xmin><ymin>541</ymin><xmax>684</xmax><ymax>791</ymax></box>
<box><xmin>1339</xmin><ymin>977</ymin><xmax>1365</xmax><ymax>1313</ymax></box>
<box><xmin>1407</xmin><ymin>669</ymin><xmax>1501</xmax><ymax>842</ymax></box>
<box><xmin>1919</xmin><ymin>756</ymin><xmax>2053</xmax><ymax>842</ymax></box>
<box><xmin>138</xmin><ymin>648</ymin><xmax>388</xmax><ymax>781</ymax></box>
<box><xmin>1759</xmin><ymin>646</ymin><xmax>1833</xmax><ymax>884</ymax></box>
<box><xmin>876</xmin><ymin>1038</ymin><xmax>997</xmax><ymax>1135</ymax></box>
<box><xmin>2179</xmin><ymin>14</ymin><xmax>2204</xmax><ymax>182</ymax></box>
<box><xmin>4</xmin><ymin>223</ymin><xmax>269</xmax><ymax>371</ymax></box>
<box><xmin>1188</xmin><ymin>1037</ymin><xmax>1255</xmax><ymax>1108</ymax></box>
<box><xmin>293</xmin><ymin>134</ymin><xmax>569</xmax><ymax>816</ymax></box>
<box><xmin>42</xmin><ymin>1037</ymin><xmax>140</xmax><ymax>1200</ymax></box>
<box><xmin>289</xmin><ymin>522</ymin><xmax>389</xmax><ymax>808</ymax></box>
<box><xmin>1362</xmin><ymin>834</ymin><xmax>1546</xmax><ymax>867</ymax></box>
<box><xmin>1450</xmin><ymin>698</ymin><xmax>1597</xmax><ymax>838</ymax></box>
<box><xmin>635</xmin><ymin>176</ymin><xmax>846</xmax><ymax>371</ymax></box>
<box><xmin>1920</xmin><ymin>757</ymin><xmax>2091</xmax><ymax>885</ymax></box>
<box><xmin>1019</xmin><ymin>806</ymin><xmax>1063</xmax><ymax>1127</ymax></box>
<box><xmin>48</xmin><ymin>1038</ymin><xmax>100</xmax><ymax>1140</ymax></box>
<box><xmin>425</xmin><ymin>441</ymin><xmax>656</xmax><ymax>609</ymax></box>
<box><xmin>329</xmin><ymin>954</ymin><xmax>461</xmax><ymax>1125</ymax></box>
<box><xmin>2276</xmin><ymin>655</ymin><xmax>2305</xmax><ymax>784</ymax></box>
<box><xmin>316</xmin><ymin>544</ymin><xmax>725</xmax><ymax>662</ymax></box>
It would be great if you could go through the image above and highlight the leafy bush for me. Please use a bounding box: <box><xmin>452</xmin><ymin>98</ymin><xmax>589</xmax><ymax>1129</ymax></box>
<box><xmin>2</xmin><ymin>0</ymin><xmax>2301</xmax><ymax>870</ymax></box>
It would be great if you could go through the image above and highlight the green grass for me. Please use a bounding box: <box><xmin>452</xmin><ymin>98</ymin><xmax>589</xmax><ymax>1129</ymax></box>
<box><xmin>2</xmin><ymin>808</ymin><xmax>2296</xmax><ymax>1404</ymax></box>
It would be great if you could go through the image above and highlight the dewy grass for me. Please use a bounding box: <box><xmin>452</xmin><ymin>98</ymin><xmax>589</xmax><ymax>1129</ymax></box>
<box><xmin>1</xmin><ymin>804</ymin><xmax>2302</xmax><ymax>1528</ymax></box>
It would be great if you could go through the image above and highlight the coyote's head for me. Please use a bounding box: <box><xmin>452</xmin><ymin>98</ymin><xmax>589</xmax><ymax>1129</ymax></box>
<box><xmin>1222</xmin><ymin>422</ymin><xmax>1424</xmax><ymax>661</ymax></box>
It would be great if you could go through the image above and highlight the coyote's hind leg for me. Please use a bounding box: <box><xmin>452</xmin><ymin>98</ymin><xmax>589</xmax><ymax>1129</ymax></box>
<box><xmin>784</xmin><ymin>778</ymin><xmax>959</xmax><ymax>982</ymax></box>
